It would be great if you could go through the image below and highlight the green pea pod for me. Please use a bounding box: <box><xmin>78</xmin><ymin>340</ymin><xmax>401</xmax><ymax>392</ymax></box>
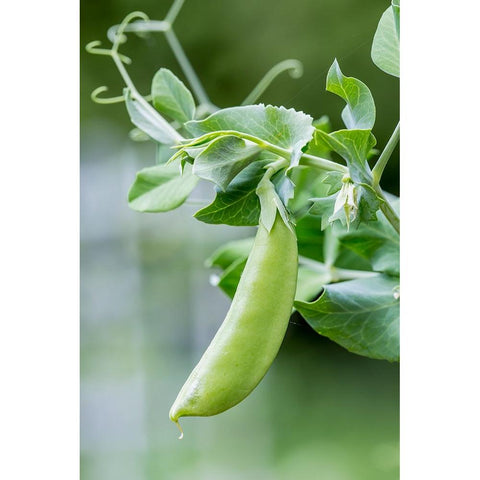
<box><xmin>169</xmin><ymin>212</ymin><xmax>298</xmax><ymax>437</ymax></box>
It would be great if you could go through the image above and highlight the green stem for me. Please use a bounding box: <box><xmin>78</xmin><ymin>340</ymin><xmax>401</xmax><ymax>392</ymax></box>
<box><xmin>331</xmin><ymin>266</ymin><xmax>379</xmax><ymax>282</ymax></box>
<box><xmin>111</xmin><ymin>53</ymin><xmax>183</xmax><ymax>143</ymax></box>
<box><xmin>241</xmin><ymin>59</ymin><xmax>303</xmax><ymax>106</ymax></box>
<box><xmin>298</xmin><ymin>256</ymin><xmax>378</xmax><ymax>282</ymax></box>
<box><xmin>165</xmin><ymin>0</ymin><xmax>186</xmax><ymax>24</ymax></box>
<box><xmin>164</xmin><ymin>29</ymin><xmax>216</xmax><ymax>110</ymax></box>
<box><xmin>373</xmin><ymin>184</ymin><xmax>400</xmax><ymax>235</ymax></box>
<box><xmin>372</xmin><ymin>122</ymin><xmax>400</xmax><ymax>186</ymax></box>
<box><xmin>299</xmin><ymin>153</ymin><xmax>348</xmax><ymax>174</ymax></box>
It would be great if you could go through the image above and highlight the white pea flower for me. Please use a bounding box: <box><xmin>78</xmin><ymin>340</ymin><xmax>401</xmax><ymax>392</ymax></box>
<box><xmin>331</xmin><ymin>179</ymin><xmax>358</xmax><ymax>229</ymax></box>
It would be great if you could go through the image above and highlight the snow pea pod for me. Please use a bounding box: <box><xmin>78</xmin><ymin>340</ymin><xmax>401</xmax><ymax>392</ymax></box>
<box><xmin>169</xmin><ymin>212</ymin><xmax>298</xmax><ymax>436</ymax></box>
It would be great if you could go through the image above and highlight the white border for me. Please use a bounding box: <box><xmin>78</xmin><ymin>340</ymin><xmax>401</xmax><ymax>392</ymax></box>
<box><xmin>401</xmin><ymin>1</ymin><xmax>479</xmax><ymax>478</ymax></box>
<box><xmin>1</xmin><ymin>1</ymin><xmax>79</xmax><ymax>479</ymax></box>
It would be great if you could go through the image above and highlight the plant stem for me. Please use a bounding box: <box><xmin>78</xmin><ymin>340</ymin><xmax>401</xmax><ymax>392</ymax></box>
<box><xmin>372</xmin><ymin>122</ymin><xmax>400</xmax><ymax>186</ymax></box>
<box><xmin>298</xmin><ymin>255</ymin><xmax>379</xmax><ymax>282</ymax></box>
<box><xmin>164</xmin><ymin>29</ymin><xmax>216</xmax><ymax>110</ymax></box>
<box><xmin>241</xmin><ymin>59</ymin><xmax>303</xmax><ymax>106</ymax></box>
<box><xmin>299</xmin><ymin>153</ymin><xmax>348</xmax><ymax>174</ymax></box>
<box><xmin>165</xmin><ymin>0</ymin><xmax>186</xmax><ymax>24</ymax></box>
<box><xmin>332</xmin><ymin>266</ymin><xmax>379</xmax><ymax>282</ymax></box>
<box><xmin>373</xmin><ymin>184</ymin><xmax>400</xmax><ymax>235</ymax></box>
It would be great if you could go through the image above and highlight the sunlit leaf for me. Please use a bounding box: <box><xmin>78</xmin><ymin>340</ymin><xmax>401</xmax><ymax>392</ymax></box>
<box><xmin>152</xmin><ymin>68</ymin><xmax>196</xmax><ymax>123</ymax></box>
<box><xmin>296</xmin><ymin>275</ymin><xmax>400</xmax><ymax>361</ymax></box>
<box><xmin>128</xmin><ymin>163</ymin><xmax>198</xmax><ymax>212</ymax></box>
<box><xmin>371</xmin><ymin>5</ymin><xmax>400</xmax><ymax>77</ymax></box>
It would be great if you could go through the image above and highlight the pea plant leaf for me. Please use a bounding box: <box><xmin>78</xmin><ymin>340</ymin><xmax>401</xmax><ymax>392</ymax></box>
<box><xmin>194</xmin><ymin>160</ymin><xmax>269</xmax><ymax>226</ymax></box>
<box><xmin>295</xmin><ymin>274</ymin><xmax>400</xmax><ymax>361</ymax></box>
<box><xmin>128</xmin><ymin>162</ymin><xmax>198</xmax><ymax>212</ymax></box>
<box><xmin>371</xmin><ymin>3</ymin><xmax>400</xmax><ymax>78</ymax></box>
<box><xmin>124</xmin><ymin>88</ymin><xmax>181</xmax><ymax>145</ymax></box>
<box><xmin>326</xmin><ymin>59</ymin><xmax>376</xmax><ymax>130</ymax></box>
<box><xmin>185</xmin><ymin>104</ymin><xmax>315</xmax><ymax>168</ymax></box>
<box><xmin>193</xmin><ymin>135</ymin><xmax>262</xmax><ymax>190</ymax></box>
<box><xmin>295</xmin><ymin>265</ymin><xmax>332</xmax><ymax>303</ymax></box>
<box><xmin>205</xmin><ymin>237</ymin><xmax>255</xmax><ymax>270</ymax></box>
<box><xmin>315</xmin><ymin>129</ymin><xmax>376</xmax><ymax>184</ymax></box>
<box><xmin>214</xmin><ymin>257</ymin><xmax>248</xmax><ymax>299</ymax></box>
<box><xmin>151</xmin><ymin>68</ymin><xmax>196</xmax><ymax>124</ymax></box>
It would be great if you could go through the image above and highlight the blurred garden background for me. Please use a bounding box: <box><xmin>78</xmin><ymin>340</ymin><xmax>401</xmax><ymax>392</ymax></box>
<box><xmin>80</xmin><ymin>0</ymin><xmax>399</xmax><ymax>478</ymax></box>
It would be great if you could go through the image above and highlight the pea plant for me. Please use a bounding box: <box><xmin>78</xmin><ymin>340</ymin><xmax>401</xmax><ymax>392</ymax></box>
<box><xmin>87</xmin><ymin>0</ymin><xmax>400</xmax><ymax>437</ymax></box>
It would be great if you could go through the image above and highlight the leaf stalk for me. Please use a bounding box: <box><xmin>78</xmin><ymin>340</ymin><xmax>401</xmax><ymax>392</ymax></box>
<box><xmin>372</xmin><ymin>122</ymin><xmax>399</xmax><ymax>185</ymax></box>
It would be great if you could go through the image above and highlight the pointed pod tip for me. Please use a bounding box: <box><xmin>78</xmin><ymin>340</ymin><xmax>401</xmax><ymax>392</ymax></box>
<box><xmin>173</xmin><ymin>419</ymin><xmax>184</xmax><ymax>440</ymax></box>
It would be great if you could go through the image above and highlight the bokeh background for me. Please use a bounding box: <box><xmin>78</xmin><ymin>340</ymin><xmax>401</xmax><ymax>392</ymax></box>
<box><xmin>80</xmin><ymin>1</ymin><xmax>399</xmax><ymax>479</ymax></box>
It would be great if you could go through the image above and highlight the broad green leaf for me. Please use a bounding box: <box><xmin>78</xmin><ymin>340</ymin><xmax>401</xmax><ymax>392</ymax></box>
<box><xmin>124</xmin><ymin>88</ymin><xmax>181</xmax><ymax>145</ymax></box>
<box><xmin>215</xmin><ymin>257</ymin><xmax>248</xmax><ymax>298</ymax></box>
<box><xmin>326</xmin><ymin>60</ymin><xmax>376</xmax><ymax>130</ymax></box>
<box><xmin>128</xmin><ymin>162</ymin><xmax>198</xmax><ymax>212</ymax></box>
<box><xmin>205</xmin><ymin>237</ymin><xmax>255</xmax><ymax>269</ymax></box>
<box><xmin>305</xmin><ymin>129</ymin><xmax>333</xmax><ymax>159</ymax></box>
<box><xmin>193</xmin><ymin>136</ymin><xmax>262</xmax><ymax>190</ymax></box>
<box><xmin>194</xmin><ymin>160</ymin><xmax>269</xmax><ymax>226</ymax></box>
<box><xmin>295</xmin><ymin>275</ymin><xmax>400</xmax><ymax>361</ymax></box>
<box><xmin>371</xmin><ymin>6</ymin><xmax>400</xmax><ymax>77</ymax></box>
<box><xmin>151</xmin><ymin>68</ymin><xmax>196</xmax><ymax>124</ymax></box>
<box><xmin>185</xmin><ymin>104</ymin><xmax>315</xmax><ymax>167</ymax></box>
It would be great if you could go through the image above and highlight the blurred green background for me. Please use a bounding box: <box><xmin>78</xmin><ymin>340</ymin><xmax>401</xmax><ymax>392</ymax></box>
<box><xmin>80</xmin><ymin>1</ymin><xmax>399</xmax><ymax>479</ymax></box>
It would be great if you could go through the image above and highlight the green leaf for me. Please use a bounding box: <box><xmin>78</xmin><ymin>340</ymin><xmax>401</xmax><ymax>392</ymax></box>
<box><xmin>215</xmin><ymin>257</ymin><xmax>248</xmax><ymax>298</ymax></box>
<box><xmin>312</xmin><ymin>115</ymin><xmax>332</xmax><ymax>132</ymax></box>
<box><xmin>194</xmin><ymin>160</ymin><xmax>269</xmax><ymax>226</ymax></box>
<box><xmin>124</xmin><ymin>89</ymin><xmax>181</xmax><ymax>145</ymax></box>
<box><xmin>295</xmin><ymin>214</ymin><xmax>326</xmax><ymax>262</ymax></box>
<box><xmin>151</xmin><ymin>68</ymin><xmax>196</xmax><ymax>124</ymax></box>
<box><xmin>205</xmin><ymin>237</ymin><xmax>254</xmax><ymax>270</ymax></box>
<box><xmin>315</xmin><ymin>129</ymin><xmax>376</xmax><ymax>184</ymax></box>
<box><xmin>371</xmin><ymin>5</ymin><xmax>400</xmax><ymax>77</ymax></box>
<box><xmin>295</xmin><ymin>264</ymin><xmax>331</xmax><ymax>303</ymax></box>
<box><xmin>193</xmin><ymin>135</ymin><xmax>262</xmax><ymax>190</ymax></box>
<box><xmin>295</xmin><ymin>275</ymin><xmax>400</xmax><ymax>361</ymax></box>
<box><xmin>128</xmin><ymin>162</ymin><xmax>198</xmax><ymax>212</ymax></box>
<box><xmin>326</xmin><ymin>59</ymin><xmax>376</xmax><ymax>130</ymax></box>
<box><xmin>309</xmin><ymin>194</ymin><xmax>338</xmax><ymax>230</ymax></box>
<box><xmin>185</xmin><ymin>104</ymin><xmax>314</xmax><ymax>167</ymax></box>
